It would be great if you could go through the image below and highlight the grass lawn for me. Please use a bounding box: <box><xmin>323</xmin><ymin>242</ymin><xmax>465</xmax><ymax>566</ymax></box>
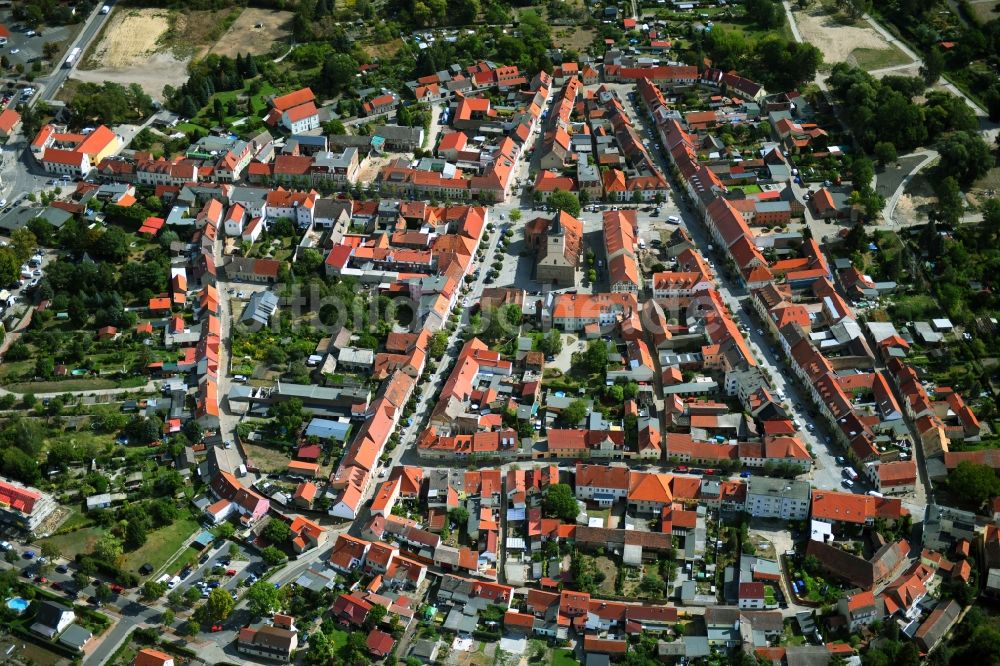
<box><xmin>39</xmin><ymin>526</ymin><xmax>106</xmax><ymax>561</ymax></box>
<box><xmin>329</xmin><ymin>628</ymin><xmax>350</xmax><ymax>651</ymax></box>
<box><xmin>191</xmin><ymin>80</ymin><xmax>277</xmax><ymax>129</ymax></box>
<box><xmin>552</xmin><ymin>648</ymin><xmax>577</xmax><ymax>666</ymax></box>
<box><xmin>122</xmin><ymin>515</ymin><xmax>201</xmax><ymax>574</ymax></box>
<box><xmin>731</xmin><ymin>184</ymin><xmax>763</xmax><ymax>194</ymax></box>
<box><xmin>849</xmin><ymin>46</ymin><xmax>912</xmax><ymax>70</ymax></box>
<box><xmin>0</xmin><ymin>360</ymin><xmax>32</xmax><ymax>381</ymax></box>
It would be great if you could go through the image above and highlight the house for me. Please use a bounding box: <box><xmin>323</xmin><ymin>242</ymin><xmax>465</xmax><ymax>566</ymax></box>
<box><xmin>367</xmin><ymin>630</ymin><xmax>396</xmax><ymax>658</ymax></box>
<box><xmin>58</xmin><ymin>624</ymin><xmax>92</xmax><ymax>652</ymax></box>
<box><xmin>237</xmin><ymin>625</ymin><xmax>298</xmax><ymax>662</ymax></box>
<box><xmin>0</xmin><ymin>477</ymin><xmax>57</xmax><ymax>534</ymax></box>
<box><xmin>225</xmin><ymin>257</ymin><xmax>281</xmax><ymax>283</ymax></box>
<box><xmin>30</xmin><ymin>601</ymin><xmax>75</xmax><ymax>639</ymax></box>
<box><xmin>0</xmin><ymin>108</ymin><xmax>22</xmax><ymax>138</ymax></box>
<box><xmin>132</xmin><ymin>649</ymin><xmax>175</xmax><ymax>666</ymax></box>
<box><xmin>837</xmin><ymin>590</ymin><xmax>884</xmax><ymax>632</ymax></box>
<box><xmin>290</xmin><ymin>515</ymin><xmax>328</xmax><ymax>553</ymax></box>
<box><xmin>267</xmin><ymin>87</ymin><xmax>320</xmax><ymax>133</ymax></box>
<box><xmin>525</xmin><ymin>211</ymin><xmax>583</xmax><ymax>286</ymax></box>
<box><xmin>738</xmin><ymin>582</ymin><xmax>766</xmax><ymax>609</ymax></box>
<box><xmin>36</xmin><ymin>125</ymin><xmax>122</xmax><ymax>178</ymax></box>
<box><xmin>744</xmin><ymin>477</ymin><xmax>810</xmax><ymax>520</ymax></box>
<box><xmin>914</xmin><ymin>599</ymin><xmax>961</xmax><ymax>652</ymax></box>
<box><xmin>363</xmin><ymin>93</ymin><xmax>400</xmax><ymax>117</ymax></box>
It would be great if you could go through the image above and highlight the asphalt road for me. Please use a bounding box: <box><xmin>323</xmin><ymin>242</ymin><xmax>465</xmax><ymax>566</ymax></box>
<box><xmin>37</xmin><ymin>4</ymin><xmax>110</xmax><ymax>104</ymax></box>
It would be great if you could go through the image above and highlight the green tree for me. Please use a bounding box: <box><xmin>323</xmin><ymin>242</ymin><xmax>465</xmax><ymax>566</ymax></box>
<box><xmin>263</xmin><ymin>519</ymin><xmax>293</xmax><ymax>545</ymax></box>
<box><xmin>205</xmin><ymin>587</ymin><xmax>235</xmax><ymax>623</ymax></box>
<box><xmin>449</xmin><ymin>506</ymin><xmax>469</xmax><ymax>527</ymax></box>
<box><xmin>367</xmin><ymin>603</ymin><xmax>388</xmax><ymax>629</ymax></box>
<box><xmin>543</xmin><ymin>483</ymin><xmax>579</xmax><ymax>521</ymax></box>
<box><xmin>246</xmin><ymin>579</ymin><xmax>283</xmax><ymax>617</ymax></box>
<box><xmin>583</xmin><ymin>339</ymin><xmax>609</xmax><ymax>374</ymax></box>
<box><xmin>560</xmin><ymin>399</ymin><xmax>588</xmax><ymax>426</ymax></box>
<box><xmin>142</xmin><ymin>580</ymin><xmax>168</xmax><ymax>601</ymax></box>
<box><xmin>874</xmin><ymin>141</ymin><xmax>897</xmax><ymax>166</ymax></box>
<box><xmin>161</xmin><ymin>609</ymin><xmax>175</xmax><ymax>627</ymax></box>
<box><xmin>547</xmin><ymin>190</ymin><xmax>581</xmax><ymax>217</ymax></box>
<box><xmin>261</xmin><ymin>546</ymin><xmax>287</xmax><ymax>566</ymax></box>
<box><xmin>321</xmin><ymin>53</ymin><xmax>360</xmax><ymax>93</ymax></box>
<box><xmin>948</xmin><ymin>461</ymin><xmax>1000</xmax><ymax>510</ymax></box>
<box><xmin>937</xmin><ymin>131</ymin><xmax>995</xmax><ymax>186</ymax></box>
<box><xmin>94</xmin><ymin>534</ymin><xmax>123</xmax><ymax>564</ymax></box>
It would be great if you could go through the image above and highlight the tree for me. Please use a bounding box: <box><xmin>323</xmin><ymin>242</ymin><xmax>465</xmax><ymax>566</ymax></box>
<box><xmin>263</xmin><ymin>519</ymin><xmax>293</xmax><ymax>545</ymax></box>
<box><xmin>937</xmin><ymin>131</ymin><xmax>995</xmax><ymax>186</ymax></box>
<box><xmin>920</xmin><ymin>45</ymin><xmax>945</xmax><ymax>85</ymax></box>
<box><xmin>205</xmin><ymin>587</ymin><xmax>235</xmax><ymax>623</ymax></box>
<box><xmin>246</xmin><ymin>579</ymin><xmax>283</xmax><ymax>617</ymax></box>
<box><xmin>583</xmin><ymin>339</ymin><xmax>609</xmax><ymax>374</ymax></box>
<box><xmin>367</xmin><ymin>603</ymin><xmax>388</xmax><ymax>629</ymax></box>
<box><xmin>874</xmin><ymin>141</ymin><xmax>897</xmax><ymax>166</ymax></box>
<box><xmin>94</xmin><ymin>534</ymin><xmax>123</xmax><ymax>564</ymax></box>
<box><xmin>560</xmin><ymin>399</ymin><xmax>588</xmax><ymax>426</ymax></box>
<box><xmin>321</xmin><ymin>53</ymin><xmax>359</xmax><ymax>93</ymax></box>
<box><xmin>509</xmin><ymin>209</ymin><xmax>521</xmax><ymax>223</ymax></box>
<box><xmin>540</xmin><ymin>329</ymin><xmax>563</xmax><ymax>357</ymax></box>
<box><xmin>948</xmin><ymin>461</ymin><xmax>1000</xmax><ymax>510</ymax></box>
<box><xmin>95</xmin><ymin>582</ymin><xmax>113</xmax><ymax>603</ymax></box>
<box><xmin>543</xmin><ymin>483</ymin><xmax>579</xmax><ymax>521</ymax></box>
<box><xmin>448</xmin><ymin>506</ymin><xmax>469</xmax><ymax>527</ymax></box>
<box><xmin>143</xmin><ymin>580</ymin><xmax>168</xmax><ymax>600</ymax></box>
<box><xmin>161</xmin><ymin>608</ymin><xmax>175</xmax><ymax>627</ymax></box>
<box><xmin>548</xmin><ymin>190</ymin><xmax>581</xmax><ymax>217</ymax></box>
<box><xmin>261</xmin><ymin>546</ymin><xmax>287</xmax><ymax>566</ymax></box>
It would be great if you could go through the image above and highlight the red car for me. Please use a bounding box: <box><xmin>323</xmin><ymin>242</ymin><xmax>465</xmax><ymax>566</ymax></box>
<box><xmin>110</xmin><ymin>584</ymin><xmax>124</xmax><ymax>594</ymax></box>
<box><xmin>676</xmin><ymin>465</ymin><xmax>689</xmax><ymax>473</ymax></box>
<box><xmin>51</xmin><ymin>581</ymin><xmax>62</xmax><ymax>590</ymax></box>
<box><xmin>225</xmin><ymin>569</ymin><xmax>237</xmax><ymax>576</ymax></box>
<box><xmin>210</xmin><ymin>625</ymin><xmax>223</xmax><ymax>632</ymax></box>
<box><xmin>35</xmin><ymin>576</ymin><xmax>47</xmax><ymax>584</ymax></box>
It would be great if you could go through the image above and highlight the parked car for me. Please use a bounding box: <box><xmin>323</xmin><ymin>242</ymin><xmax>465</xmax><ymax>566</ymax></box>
<box><xmin>23</xmin><ymin>550</ymin><xmax>35</xmax><ymax>559</ymax></box>
<box><xmin>225</xmin><ymin>569</ymin><xmax>236</xmax><ymax>576</ymax></box>
<box><xmin>210</xmin><ymin>625</ymin><xmax>223</xmax><ymax>632</ymax></box>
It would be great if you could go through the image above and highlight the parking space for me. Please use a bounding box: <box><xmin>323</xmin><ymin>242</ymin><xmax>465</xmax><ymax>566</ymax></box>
<box><xmin>0</xmin><ymin>12</ymin><xmax>76</xmax><ymax>71</ymax></box>
<box><xmin>170</xmin><ymin>540</ymin><xmax>261</xmax><ymax>601</ymax></box>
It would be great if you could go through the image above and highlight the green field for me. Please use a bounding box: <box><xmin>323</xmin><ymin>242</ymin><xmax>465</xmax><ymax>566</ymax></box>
<box><xmin>849</xmin><ymin>46</ymin><xmax>912</xmax><ymax>71</ymax></box>
<box><xmin>39</xmin><ymin>526</ymin><xmax>107</xmax><ymax>562</ymax></box>
<box><xmin>552</xmin><ymin>648</ymin><xmax>578</xmax><ymax>666</ymax></box>
<box><xmin>123</xmin><ymin>515</ymin><xmax>201</xmax><ymax>574</ymax></box>
<box><xmin>731</xmin><ymin>184</ymin><xmax>763</xmax><ymax>194</ymax></box>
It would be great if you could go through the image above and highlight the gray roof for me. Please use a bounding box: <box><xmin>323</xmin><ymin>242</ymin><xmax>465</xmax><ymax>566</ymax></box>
<box><xmin>58</xmin><ymin>623</ymin><xmax>92</xmax><ymax>650</ymax></box>
<box><xmin>747</xmin><ymin>476</ymin><xmax>810</xmax><ymax>501</ymax></box>
<box><xmin>241</xmin><ymin>290</ymin><xmax>279</xmax><ymax>327</ymax></box>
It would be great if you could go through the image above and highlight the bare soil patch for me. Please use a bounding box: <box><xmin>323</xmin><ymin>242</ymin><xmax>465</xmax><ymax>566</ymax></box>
<box><xmin>85</xmin><ymin>8</ymin><xmax>172</xmax><ymax>68</ymax></box>
<box><xmin>793</xmin><ymin>7</ymin><xmax>908</xmax><ymax>66</ymax></box>
<box><xmin>205</xmin><ymin>8</ymin><xmax>294</xmax><ymax>58</ymax></box>
<box><xmin>363</xmin><ymin>37</ymin><xmax>405</xmax><ymax>61</ymax></box>
<box><xmin>71</xmin><ymin>51</ymin><xmax>188</xmax><ymax>101</ymax></box>
<box><xmin>552</xmin><ymin>26</ymin><xmax>596</xmax><ymax>51</ymax></box>
<box><xmin>895</xmin><ymin>173</ymin><xmax>937</xmax><ymax>224</ymax></box>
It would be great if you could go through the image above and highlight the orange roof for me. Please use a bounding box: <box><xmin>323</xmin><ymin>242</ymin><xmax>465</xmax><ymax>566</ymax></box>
<box><xmin>272</xmin><ymin>87</ymin><xmax>316</xmax><ymax>111</ymax></box>
<box><xmin>149</xmin><ymin>297</ymin><xmax>171</xmax><ymax>310</ymax></box>
<box><xmin>0</xmin><ymin>108</ymin><xmax>21</xmax><ymax>133</ymax></box>
<box><xmin>628</xmin><ymin>472</ymin><xmax>673</xmax><ymax>503</ymax></box>
<box><xmin>293</xmin><ymin>481</ymin><xmax>318</xmax><ymax>503</ymax></box>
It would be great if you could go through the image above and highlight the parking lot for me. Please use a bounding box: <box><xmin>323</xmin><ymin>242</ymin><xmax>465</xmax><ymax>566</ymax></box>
<box><xmin>0</xmin><ymin>11</ymin><xmax>77</xmax><ymax>72</ymax></box>
<box><xmin>167</xmin><ymin>539</ymin><xmax>264</xmax><ymax>603</ymax></box>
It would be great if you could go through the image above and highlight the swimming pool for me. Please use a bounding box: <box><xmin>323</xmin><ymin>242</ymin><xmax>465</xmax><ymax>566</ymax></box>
<box><xmin>5</xmin><ymin>597</ymin><xmax>28</xmax><ymax>613</ymax></box>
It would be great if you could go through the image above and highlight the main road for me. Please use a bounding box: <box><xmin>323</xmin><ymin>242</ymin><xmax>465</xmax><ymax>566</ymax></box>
<box><xmin>36</xmin><ymin>3</ymin><xmax>113</xmax><ymax>104</ymax></box>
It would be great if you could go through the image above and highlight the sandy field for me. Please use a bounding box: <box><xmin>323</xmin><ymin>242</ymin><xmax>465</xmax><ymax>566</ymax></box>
<box><xmin>793</xmin><ymin>7</ymin><xmax>903</xmax><ymax>64</ymax></box>
<box><xmin>86</xmin><ymin>9</ymin><xmax>172</xmax><ymax>68</ymax></box>
<box><xmin>71</xmin><ymin>51</ymin><xmax>189</xmax><ymax>100</ymax></box>
<box><xmin>205</xmin><ymin>8</ymin><xmax>294</xmax><ymax>58</ymax></box>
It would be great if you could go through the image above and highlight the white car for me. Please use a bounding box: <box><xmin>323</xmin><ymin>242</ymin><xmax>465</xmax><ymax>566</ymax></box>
<box><xmin>0</xmin><ymin>199</ymin><xmax>6</xmax><ymax>207</ymax></box>
<box><xmin>9</xmin><ymin>48</ymin><xmax>19</xmax><ymax>55</ymax></box>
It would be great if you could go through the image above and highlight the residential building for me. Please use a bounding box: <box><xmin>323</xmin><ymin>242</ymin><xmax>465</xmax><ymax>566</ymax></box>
<box><xmin>744</xmin><ymin>477</ymin><xmax>810</xmax><ymax>520</ymax></box>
